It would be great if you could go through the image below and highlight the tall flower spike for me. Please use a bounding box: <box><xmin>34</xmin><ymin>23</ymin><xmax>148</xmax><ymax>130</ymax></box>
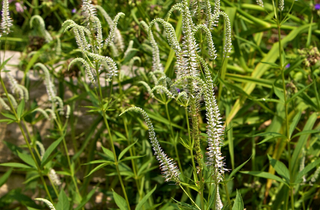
<box><xmin>149</xmin><ymin>18</ymin><xmax>181</xmax><ymax>54</ymax></box>
<box><xmin>6</xmin><ymin>73</ymin><xmax>28</xmax><ymax>100</ymax></box>
<box><xmin>48</xmin><ymin>168</ymin><xmax>61</xmax><ymax>186</ymax></box>
<box><xmin>0</xmin><ymin>97</ymin><xmax>10</xmax><ymax>110</ymax></box>
<box><xmin>1</xmin><ymin>0</ymin><xmax>13</xmax><ymax>35</ymax></box>
<box><xmin>141</xmin><ymin>20</ymin><xmax>163</xmax><ymax>72</ymax></box>
<box><xmin>81</xmin><ymin>0</ymin><xmax>96</xmax><ymax>22</ymax></box>
<box><xmin>3</xmin><ymin>93</ymin><xmax>17</xmax><ymax>108</ymax></box>
<box><xmin>120</xmin><ymin>107</ymin><xmax>180</xmax><ymax>183</ymax></box>
<box><xmin>69</xmin><ymin>58</ymin><xmax>95</xmax><ymax>83</ymax></box>
<box><xmin>86</xmin><ymin>52</ymin><xmax>118</xmax><ymax>77</ymax></box>
<box><xmin>193</xmin><ymin>24</ymin><xmax>217</xmax><ymax>59</ymax></box>
<box><xmin>219</xmin><ymin>12</ymin><xmax>232</xmax><ymax>58</ymax></box>
<box><xmin>30</xmin><ymin>15</ymin><xmax>53</xmax><ymax>42</ymax></box>
<box><xmin>105</xmin><ymin>12</ymin><xmax>125</xmax><ymax>47</ymax></box>
<box><xmin>34</xmin><ymin>63</ymin><xmax>56</xmax><ymax>101</ymax></box>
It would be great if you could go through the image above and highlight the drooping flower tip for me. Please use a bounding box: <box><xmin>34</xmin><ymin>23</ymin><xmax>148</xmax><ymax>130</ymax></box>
<box><xmin>285</xmin><ymin>63</ymin><xmax>290</xmax><ymax>68</ymax></box>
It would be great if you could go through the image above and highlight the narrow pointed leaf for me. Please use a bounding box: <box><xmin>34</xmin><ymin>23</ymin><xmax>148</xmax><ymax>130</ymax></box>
<box><xmin>41</xmin><ymin>136</ymin><xmax>64</xmax><ymax>167</ymax></box>
<box><xmin>268</xmin><ymin>156</ymin><xmax>290</xmax><ymax>184</ymax></box>
<box><xmin>135</xmin><ymin>185</ymin><xmax>157</xmax><ymax>210</ymax></box>
<box><xmin>118</xmin><ymin>140</ymin><xmax>137</xmax><ymax>161</ymax></box>
<box><xmin>113</xmin><ymin>190</ymin><xmax>129</xmax><ymax>210</ymax></box>
<box><xmin>240</xmin><ymin>171</ymin><xmax>286</xmax><ymax>184</ymax></box>
<box><xmin>232</xmin><ymin>190</ymin><xmax>244</xmax><ymax>210</ymax></box>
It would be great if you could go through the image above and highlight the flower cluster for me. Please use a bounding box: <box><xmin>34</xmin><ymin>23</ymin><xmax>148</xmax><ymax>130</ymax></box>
<box><xmin>1</xmin><ymin>0</ymin><xmax>13</xmax><ymax>35</ymax></box>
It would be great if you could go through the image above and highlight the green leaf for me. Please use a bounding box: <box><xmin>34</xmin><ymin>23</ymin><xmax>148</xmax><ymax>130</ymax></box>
<box><xmin>240</xmin><ymin>171</ymin><xmax>286</xmax><ymax>184</ymax></box>
<box><xmin>268</xmin><ymin>156</ymin><xmax>290</xmax><ymax>184</ymax></box>
<box><xmin>287</xmin><ymin>83</ymin><xmax>312</xmax><ymax>104</ymax></box>
<box><xmin>1</xmin><ymin>112</ymin><xmax>16</xmax><ymax>120</ymax></box>
<box><xmin>291</xmin><ymin>113</ymin><xmax>317</xmax><ymax>175</ymax></box>
<box><xmin>56</xmin><ymin>190</ymin><xmax>70</xmax><ymax>210</ymax></box>
<box><xmin>85</xmin><ymin>161</ymin><xmax>114</xmax><ymax>178</ymax></box>
<box><xmin>292</xmin><ymin>129</ymin><xmax>320</xmax><ymax>139</ymax></box>
<box><xmin>101</xmin><ymin>145</ymin><xmax>114</xmax><ymax>160</ymax></box>
<box><xmin>229</xmin><ymin>156</ymin><xmax>251</xmax><ymax>180</ymax></box>
<box><xmin>0</xmin><ymin>162</ymin><xmax>32</xmax><ymax>169</ymax></box>
<box><xmin>120</xmin><ymin>156</ymin><xmax>143</xmax><ymax>162</ymax></box>
<box><xmin>135</xmin><ymin>185</ymin><xmax>157</xmax><ymax>210</ymax></box>
<box><xmin>232</xmin><ymin>190</ymin><xmax>244</xmax><ymax>210</ymax></box>
<box><xmin>41</xmin><ymin>136</ymin><xmax>64</xmax><ymax>167</ymax></box>
<box><xmin>295</xmin><ymin>158</ymin><xmax>320</xmax><ymax>184</ymax></box>
<box><xmin>0</xmin><ymin>119</ymin><xmax>13</xmax><ymax>123</ymax></box>
<box><xmin>17</xmin><ymin>151</ymin><xmax>37</xmax><ymax>169</ymax></box>
<box><xmin>274</xmin><ymin>86</ymin><xmax>284</xmax><ymax>102</ymax></box>
<box><xmin>254</xmin><ymin>132</ymin><xmax>287</xmax><ymax>145</ymax></box>
<box><xmin>118</xmin><ymin>140</ymin><xmax>137</xmax><ymax>161</ymax></box>
<box><xmin>289</xmin><ymin>111</ymin><xmax>301</xmax><ymax>138</ymax></box>
<box><xmin>74</xmin><ymin>187</ymin><xmax>96</xmax><ymax>210</ymax></box>
<box><xmin>113</xmin><ymin>190</ymin><xmax>129</xmax><ymax>210</ymax></box>
<box><xmin>0</xmin><ymin>168</ymin><xmax>13</xmax><ymax>187</ymax></box>
<box><xmin>16</xmin><ymin>99</ymin><xmax>25</xmax><ymax>120</ymax></box>
<box><xmin>137</xmin><ymin>158</ymin><xmax>153</xmax><ymax>176</ymax></box>
<box><xmin>0</xmin><ymin>55</ymin><xmax>14</xmax><ymax>70</ymax></box>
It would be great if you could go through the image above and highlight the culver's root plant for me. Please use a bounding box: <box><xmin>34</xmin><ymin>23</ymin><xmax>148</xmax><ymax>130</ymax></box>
<box><xmin>122</xmin><ymin>0</ymin><xmax>234</xmax><ymax>209</ymax></box>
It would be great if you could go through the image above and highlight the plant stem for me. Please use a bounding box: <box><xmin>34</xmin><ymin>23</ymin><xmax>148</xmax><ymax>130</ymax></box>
<box><xmin>102</xmin><ymin>112</ymin><xmax>131</xmax><ymax>209</ymax></box>
<box><xmin>179</xmin><ymin>184</ymin><xmax>201</xmax><ymax>210</ymax></box>
<box><xmin>165</xmin><ymin>102</ymin><xmax>183</xmax><ymax>176</ymax></box>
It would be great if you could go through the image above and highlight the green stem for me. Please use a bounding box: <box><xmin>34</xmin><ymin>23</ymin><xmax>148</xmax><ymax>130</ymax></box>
<box><xmin>124</xmin><ymin>118</ymin><xmax>143</xmax><ymax>200</ymax></box>
<box><xmin>165</xmin><ymin>102</ymin><xmax>183</xmax><ymax>176</ymax></box>
<box><xmin>276</xmin><ymin>6</ymin><xmax>292</xmax><ymax>209</ymax></box>
<box><xmin>179</xmin><ymin>184</ymin><xmax>201</xmax><ymax>210</ymax></box>
<box><xmin>102</xmin><ymin>112</ymin><xmax>131</xmax><ymax>209</ymax></box>
<box><xmin>56</xmin><ymin>121</ymin><xmax>81</xmax><ymax>202</ymax></box>
<box><xmin>18</xmin><ymin>122</ymin><xmax>53</xmax><ymax>203</ymax></box>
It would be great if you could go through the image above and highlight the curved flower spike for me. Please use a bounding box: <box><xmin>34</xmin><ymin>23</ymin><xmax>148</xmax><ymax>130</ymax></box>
<box><xmin>34</xmin><ymin>198</ymin><xmax>56</xmax><ymax>210</ymax></box>
<box><xmin>120</xmin><ymin>107</ymin><xmax>180</xmax><ymax>183</ymax></box>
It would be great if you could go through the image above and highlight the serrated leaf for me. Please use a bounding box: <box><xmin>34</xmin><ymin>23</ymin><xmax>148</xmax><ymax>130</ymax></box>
<box><xmin>118</xmin><ymin>140</ymin><xmax>137</xmax><ymax>161</ymax></box>
<box><xmin>56</xmin><ymin>190</ymin><xmax>70</xmax><ymax>210</ymax></box>
<box><xmin>113</xmin><ymin>190</ymin><xmax>129</xmax><ymax>210</ymax></box>
<box><xmin>41</xmin><ymin>136</ymin><xmax>64</xmax><ymax>167</ymax></box>
<box><xmin>135</xmin><ymin>185</ymin><xmax>157</xmax><ymax>210</ymax></box>
<box><xmin>232</xmin><ymin>190</ymin><xmax>244</xmax><ymax>210</ymax></box>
